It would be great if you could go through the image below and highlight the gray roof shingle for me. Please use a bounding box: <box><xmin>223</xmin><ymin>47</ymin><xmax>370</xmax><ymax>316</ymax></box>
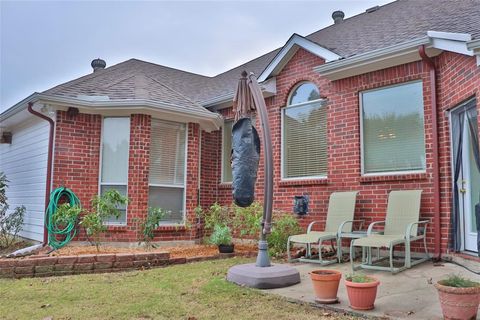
<box><xmin>41</xmin><ymin>0</ymin><xmax>480</xmax><ymax>109</ymax></box>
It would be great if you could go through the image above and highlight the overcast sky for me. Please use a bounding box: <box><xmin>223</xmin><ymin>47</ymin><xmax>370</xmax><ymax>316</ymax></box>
<box><xmin>1</xmin><ymin>0</ymin><xmax>393</xmax><ymax>111</ymax></box>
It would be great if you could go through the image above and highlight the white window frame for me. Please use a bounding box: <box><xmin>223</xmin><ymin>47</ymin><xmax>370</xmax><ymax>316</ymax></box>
<box><xmin>148</xmin><ymin>119</ymin><xmax>188</xmax><ymax>226</ymax></box>
<box><xmin>359</xmin><ymin>80</ymin><xmax>427</xmax><ymax>177</ymax></box>
<box><xmin>281</xmin><ymin>82</ymin><xmax>328</xmax><ymax>181</ymax></box>
<box><xmin>221</xmin><ymin>120</ymin><xmax>233</xmax><ymax>183</ymax></box>
<box><xmin>98</xmin><ymin>116</ymin><xmax>130</xmax><ymax>226</ymax></box>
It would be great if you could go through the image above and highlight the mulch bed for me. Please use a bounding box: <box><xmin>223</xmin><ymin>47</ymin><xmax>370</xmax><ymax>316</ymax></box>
<box><xmin>48</xmin><ymin>244</ymin><xmax>257</xmax><ymax>259</ymax></box>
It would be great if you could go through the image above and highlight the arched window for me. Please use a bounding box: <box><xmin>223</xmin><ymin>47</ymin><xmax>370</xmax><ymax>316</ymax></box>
<box><xmin>282</xmin><ymin>82</ymin><xmax>327</xmax><ymax>179</ymax></box>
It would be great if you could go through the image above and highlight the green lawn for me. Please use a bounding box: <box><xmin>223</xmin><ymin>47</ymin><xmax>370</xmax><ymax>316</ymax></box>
<box><xmin>0</xmin><ymin>257</ymin><xmax>357</xmax><ymax>320</ymax></box>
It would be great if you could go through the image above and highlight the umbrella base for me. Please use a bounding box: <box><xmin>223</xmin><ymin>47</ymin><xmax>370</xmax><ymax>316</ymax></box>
<box><xmin>227</xmin><ymin>263</ymin><xmax>300</xmax><ymax>289</ymax></box>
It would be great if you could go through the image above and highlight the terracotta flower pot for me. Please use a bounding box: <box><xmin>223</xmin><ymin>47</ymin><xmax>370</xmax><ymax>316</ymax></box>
<box><xmin>435</xmin><ymin>282</ymin><xmax>480</xmax><ymax>320</ymax></box>
<box><xmin>345</xmin><ymin>276</ymin><xmax>380</xmax><ymax>310</ymax></box>
<box><xmin>309</xmin><ymin>269</ymin><xmax>342</xmax><ymax>303</ymax></box>
<box><xmin>218</xmin><ymin>244</ymin><xmax>234</xmax><ymax>253</ymax></box>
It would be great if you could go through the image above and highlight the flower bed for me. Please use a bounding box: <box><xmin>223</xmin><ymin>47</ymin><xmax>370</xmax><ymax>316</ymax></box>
<box><xmin>0</xmin><ymin>244</ymin><xmax>257</xmax><ymax>279</ymax></box>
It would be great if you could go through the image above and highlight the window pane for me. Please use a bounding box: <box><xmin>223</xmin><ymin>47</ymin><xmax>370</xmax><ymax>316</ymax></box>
<box><xmin>101</xmin><ymin>118</ymin><xmax>130</xmax><ymax>183</ymax></box>
<box><xmin>222</xmin><ymin>121</ymin><xmax>233</xmax><ymax>182</ymax></box>
<box><xmin>362</xmin><ymin>81</ymin><xmax>426</xmax><ymax>174</ymax></box>
<box><xmin>101</xmin><ymin>185</ymin><xmax>127</xmax><ymax>225</ymax></box>
<box><xmin>148</xmin><ymin>186</ymin><xmax>184</xmax><ymax>224</ymax></box>
<box><xmin>283</xmin><ymin>101</ymin><xmax>327</xmax><ymax>178</ymax></box>
<box><xmin>149</xmin><ymin>120</ymin><xmax>186</xmax><ymax>185</ymax></box>
<box><xmin>288</xmin><ymin>83</ymin><xmax>320</xmax><ymax>105</ymax></box>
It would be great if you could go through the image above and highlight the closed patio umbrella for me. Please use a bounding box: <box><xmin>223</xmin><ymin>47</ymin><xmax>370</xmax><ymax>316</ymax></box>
<box><xmin>227</xmin><ymin>72</ymin><xmax>300</xmax><ymax>289</ymax></box>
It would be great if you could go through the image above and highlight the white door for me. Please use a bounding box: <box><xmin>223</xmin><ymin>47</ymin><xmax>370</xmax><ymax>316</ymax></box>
<box><xmin>461</xmin><ymin>109</ymin><xmax>479</xmax><ymax>252</ymax></box>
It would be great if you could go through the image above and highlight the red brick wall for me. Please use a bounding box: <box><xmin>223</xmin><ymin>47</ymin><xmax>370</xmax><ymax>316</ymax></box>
<box><xmin>202</xmin><ymin>48</ymin><xmax>480</xmax><ymax>253</ymax></box>
<box><xmin>53</xmin><ymin>112</ymin><xmax>201</xmax><ymax>243</ymax></box>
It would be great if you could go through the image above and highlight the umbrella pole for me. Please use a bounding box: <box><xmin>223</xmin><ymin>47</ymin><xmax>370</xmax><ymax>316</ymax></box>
<box><xmin>247</xmin><ymin>73</ymin><xmax>273</xmax><ymax>268</ymax></box>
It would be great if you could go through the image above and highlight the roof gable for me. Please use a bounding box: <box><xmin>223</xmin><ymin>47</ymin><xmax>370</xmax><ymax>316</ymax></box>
<box><xmin>257</xmin><ymin>34</ymin><xmax>341</xmax><ymax>82</ymax></box>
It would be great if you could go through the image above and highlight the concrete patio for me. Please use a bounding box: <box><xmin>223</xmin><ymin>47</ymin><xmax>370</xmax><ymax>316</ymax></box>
<box><xmin>265</xmin><ymin>260</ymin><xmax>480</xmax><ymax>319</ymax></box>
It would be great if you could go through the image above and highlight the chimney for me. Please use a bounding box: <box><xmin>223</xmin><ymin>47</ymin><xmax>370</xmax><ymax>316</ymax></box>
<box><xmin>91</xmin><ymin>58</ymin><xmax>106</xmax><ymax>72</ymax></box>
<box><xmin>332</xmin><ymin>10</ymin><xmax>345</xmax><ymax>24</ymax></box>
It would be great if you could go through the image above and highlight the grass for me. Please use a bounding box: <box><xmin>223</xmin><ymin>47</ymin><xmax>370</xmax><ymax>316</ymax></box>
<box><xmin>0</xmin><ymin>257</ymin><xmax>358</xmax><ymax>320</ymax></box>
<box><xmin>439</xmin><ymin>274</ymin><xmax>480</xmax><ymax>288</ymax></box>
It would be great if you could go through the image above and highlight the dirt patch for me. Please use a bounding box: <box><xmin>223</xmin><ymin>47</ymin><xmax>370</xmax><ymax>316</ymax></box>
<box><xmin>44</xmin><ymin>244</ymin><xmax>257</xmax><ymax>259</ymax></box>
<box><xmin>0</xmin><ymin>240</ymin><xmax>33</xmax><ymax>256</ymax></box>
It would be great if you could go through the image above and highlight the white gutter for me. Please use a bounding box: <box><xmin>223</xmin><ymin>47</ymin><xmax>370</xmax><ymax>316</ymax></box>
<box><xmin>313</xmin><ymin>37</ymin><xmax>431</xmax><ymax>78</ymax></box>
<box><xmin>1</xmin><ymin>93</ymin><xmax>223</xmax><ymax>132</ymax></box>
<box><xmin>467</xmin><ymin>39</ymin><xmax>480</xmax><ymax>66</ymax></box>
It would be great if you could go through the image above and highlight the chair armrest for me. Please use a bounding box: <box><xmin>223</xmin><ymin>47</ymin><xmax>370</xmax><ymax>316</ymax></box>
<box><xmin>406</xmin><ymin>220</ymin><xmax>430</xmax><ymax>238</ymax></box>
<box><xmin>367</xmin><ymin>221</ymin><xmax>386</xmax><ymax>235</ymax></box>
<box><xmin>337</xmin><ymin>220</ymin><xmax>364</xmax><ymax>235</ymax></box>
<box><xmin>307</xmin><ymin>221</ymin><xmax>322</xmax><ymax>233</ymax></box>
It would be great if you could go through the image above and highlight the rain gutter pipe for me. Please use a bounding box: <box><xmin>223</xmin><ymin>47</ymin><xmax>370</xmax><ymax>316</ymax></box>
<box><xmin>27</xmin><ymin>102</ymin><xmax>54</xmax><ymax>245</ymax></box>
<box><xmin>418</xmin><ymin>45</ymin><xmax>441</xmax><ymax>260</ymax></box>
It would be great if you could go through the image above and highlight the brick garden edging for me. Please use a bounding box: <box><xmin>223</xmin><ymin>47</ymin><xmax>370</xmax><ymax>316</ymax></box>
<box><xmin>0</xmin><ymin>252</ymin><xmax>250</xmax><ymax>279</ymax></box>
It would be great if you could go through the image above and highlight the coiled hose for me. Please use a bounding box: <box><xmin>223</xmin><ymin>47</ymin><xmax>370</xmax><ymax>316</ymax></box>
<box><xmin>45</xmin><ymin>187</ymin><xmax>81</xmax><ymax>250</ymax></box>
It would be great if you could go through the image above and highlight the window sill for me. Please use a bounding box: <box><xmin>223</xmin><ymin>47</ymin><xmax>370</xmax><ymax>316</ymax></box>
<box><xmin>219</xmin><ymin>182</ymin><xmax>232</xmax><ymax>190</ymax></box>
<box><xmin>279</xmin><ymin>178</ymin><xmax>328</xmax><ymax>187</ymax></box>
<box><xmin>360</xmin><ymin>172</ymin><xmax>428</xmax><ymax>183</ymax></box>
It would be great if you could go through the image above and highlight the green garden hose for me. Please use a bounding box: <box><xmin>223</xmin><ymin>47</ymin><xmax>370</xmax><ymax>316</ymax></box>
<box><xmin>45</xmin><ymin>187</ymin><xmax>81</xmax><ymax>250</ymax></box>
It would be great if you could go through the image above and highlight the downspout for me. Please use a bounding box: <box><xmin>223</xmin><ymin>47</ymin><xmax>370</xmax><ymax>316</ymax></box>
<box><xmin>418</xmin><ymin>45</ymin><xmax>441</xmax><ymax>260</ymax></box>
<box><xmin>27</xmin><ymin>102</ymin><xmax>54</xmax><ymax>245</ymax></box>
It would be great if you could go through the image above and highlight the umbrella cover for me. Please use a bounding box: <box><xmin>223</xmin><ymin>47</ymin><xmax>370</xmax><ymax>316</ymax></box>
<box><xmin>231</xmin><ymin>117</ymin><xmax>260</xmax><ymax>207</ymax></box>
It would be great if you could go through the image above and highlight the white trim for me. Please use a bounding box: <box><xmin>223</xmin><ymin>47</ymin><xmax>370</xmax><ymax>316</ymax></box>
<box><xmin>149</xmin><ymin>183</ymin><xmax>184</xmax><ymax>188</ymax></box>
<box><xmin>359</xmin><ymin>80</ymin><xmax>427</xmax><ymax>176</ymax></box>
<box><xmin>467</xmin><ymin>39</ymin><xmax>480</xmax><ymax>67</ymax></box>
<box><xmin>428</xmin><ymin>31</ymin><xmax>473</xmax><ymax>56</ymax></box>
<box><xmin>99</xmin><ymin>116</ymin><xmax>130</xmax><ymax>226</ymax></box>
<box><xmin>427</xmin><ymin>31</ymin><xmax>471</xmax><ymax>42</ymax></box>
<box><xmin>1</xmin><ymin>93</ymin><xmax>222</xmax><ymax>132</ymax></box>
<box><xmin>258</xmin><ymin>34</ymin><xmax>341</xmax><ymax>82</ymax></box>
<box><xmin>220</xmin><ymin>120</ymin><xmax>233</xmax><ymax>183</ymax></box>
<box><xmin>314</xmin><ymin>37</ymin><xmax>432</xmax><ymax>80</ymax></box>
<box><xmin>281</xmin><ymin>83</ymin><xmax>328</xmax><ymax>180</ymax></box>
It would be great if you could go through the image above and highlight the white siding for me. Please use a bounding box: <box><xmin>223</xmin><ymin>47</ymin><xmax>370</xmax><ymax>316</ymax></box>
<box><xmin>0</xmin><ymin>117</ymin><xmax>49</xmax><ymax>241</ymax></box>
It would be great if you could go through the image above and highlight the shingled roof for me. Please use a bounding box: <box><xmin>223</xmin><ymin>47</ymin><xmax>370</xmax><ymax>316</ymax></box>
<box><xmin>38</xmin><ymin>0</ymin><xmax>480</xmax><ymax>109</ymax></box>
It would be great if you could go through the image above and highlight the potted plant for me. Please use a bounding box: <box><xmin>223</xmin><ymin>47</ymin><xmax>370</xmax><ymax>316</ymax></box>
<box><xmin>309</xmin><ymin>269</ymin><xmax>341</xmax><ymax>303</ymax></box>
<box><xmin>435</xmin><ymin>274</ymin><xmax>480</xmax><ymax>320</ymax></box>
<box><xmin>210</xmin><ymin>224</ymin><xmax>234</xmax><ymax>253</ymax></box>
<box><xmin>345</xmin><ymin>273</ymin><xmax>380</xmax><ymax>310</ymax></box>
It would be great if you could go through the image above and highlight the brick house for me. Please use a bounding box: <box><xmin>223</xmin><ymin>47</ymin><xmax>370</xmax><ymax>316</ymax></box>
<box><xmin>1</xmin><ymin>0</ymin><xmax>480</xmax><ymax>258</ymax></box>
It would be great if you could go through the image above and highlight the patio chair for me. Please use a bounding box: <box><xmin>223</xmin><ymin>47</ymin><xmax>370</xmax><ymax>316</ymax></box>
<box><xmin>350</xmin><ymin>190</ymin><xmax>430</xmax><ymax>274</ymax></box>
<box><xmin>287</xmin><ymin>191</ymin><xmax>359</xmax><ymax>265</ymax></box>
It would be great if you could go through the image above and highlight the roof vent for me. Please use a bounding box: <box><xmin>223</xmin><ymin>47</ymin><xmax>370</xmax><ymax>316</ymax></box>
<box><xmin>91</xmin><ymin>58</ymin><xmax>106</xmax><ymax>72</ymax></box>
<box><xmin>332</xmin><ymin>11</ymin><xmax>345</xmax><ymax>24</ymax></box>
<box><xmin>365</xmin><ymin>5</ymin><xmax>379</xmax><ymax>13</ymax></box>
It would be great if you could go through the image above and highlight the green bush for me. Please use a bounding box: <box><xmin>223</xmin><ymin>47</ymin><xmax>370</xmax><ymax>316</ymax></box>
<box><xmin>439</xmin><ymin>274</ymin><xmax>480</xmax><ymax>288</ymax></box>
<box><xmin>139</xmin><ymin>207</ymin><xmax>168</xmax><ymax>248</ymax></box>
<box><xmin>52</xmin><ymin>203</ymin><xmax>82</xmax><ymax>226</ymax></box>
<box><xmin>202</xmin><ymin>203</ymin><xmax>231</xmax><ymax>232</ymax></box>
<box><xmin>80</xmin><ymin>189</ymin><xmax>128</xmax><ymax>251</ymax></box>
<box><xmin>233</xmin><ymin>201</ymin><xmax>263</xmax><ymax>237</ymax></box>
<box><xmin>267</xmin><ymin>213</ymin><xmax>301</xmax><ymax>257</ymax></box>
<box><xmin>209</xmin><ymin>224</ymin><xmax>232</xmax><ymax>246</ymax></box>
<box><xmin>0</xmin><ymin>172</ymin><xmax>26</xmax><ymax>248</ymax></box>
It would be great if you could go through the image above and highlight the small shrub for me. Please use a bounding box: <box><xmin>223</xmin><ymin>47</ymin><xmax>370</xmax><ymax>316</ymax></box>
<box><xmin>139</xmin><ymin>207</ymin><xmax>168</xmax><ymax>248</ymax></box>
<box><xmin>267</xmin><ymin>213</ymin><xmax>301</xmax><ymax>257</ymax></box>
<box><xmin>202</xmin><ymin>203</ymin><xmax>231</xmax><ymax>232</ymax></box>
<box><xmin>439</xmin><ymin>274</ymin><xmax>480</xmax><ymax>288</ymax></box>
<box><xmin>52</xmin><ymin>203</ymin><xmax>82</xmax><ymax>226</ymax></box>
<box><xmin>0</xmin><ymin>172</ymin><xmax>26</xmax><ymax>248</ymax></box>
<box><xmin>233</xmin><ymin>201</ymin><xmax>263</xmax><ymax>237</ymax></box>
<box><xmin>80</xmin><ymin>189</ymin><xmax>128</xmax><ymax>251</ymax></box>
<box><xmin>209</xmin><ymin>225</ymin><xmax>232</xmax><ymax>246</ymax></box>
<box><xmin>346</xmin><ymin>273</ymin><xmax>375</xmax><ymax>283</ymax></box>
